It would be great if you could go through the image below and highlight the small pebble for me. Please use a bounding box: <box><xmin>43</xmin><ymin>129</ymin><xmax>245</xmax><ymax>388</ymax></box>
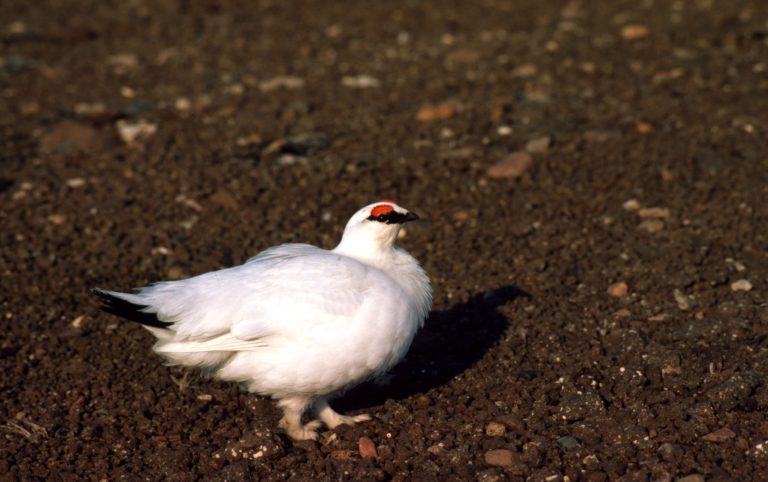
<box><xmin>607</xmin><ymin>282</ymin><xmax>628</xmax><ymax>297</ymax></box>
<box><xmin>341</xmin><ymin>75</ymin><xmax>380</xmax><ymax>88</ymax></box>
<box><xmin>638</xmin><ymin>220</ymin><xmax>664</xmax><ymax>233</ymax></box>
<box><xmin>415</xmin><ymin>104</ymin><xmax>455</xmax><ymax>122</ymax></box>
<box><xmin>636</xmin><ymin>122</ymin><xmax>654</xmax><ymax>134</ymax></box>
<box><xmin>525</xmin><ymin>136</ymin><xmax>551</xmax><ymax>154</ymax></box>
<box><xmin>622</xmin><ymin>199</ymin><xmax>640</xmax><ymax>211</ymax></box>
<box><xmin>638</xmin><ymin>207</ymin><xmax>670</xmax><ymax>219</ymax></box>
<box><xmin>673</xmin><ymin>289</ymin><xmax>693</xmax><ymax>311</ymax></box>
<box><xmin>621</xmin><ymin>24</ymin><xmax>649</xmax><ymax>40</ymax></box>
<box><xmin>197</xmin><ymin>394</ymin><xmax>213</xmax><ymax>401</ymax></box>
<box><xmin>175</xmin><ymin>97</ymin><xmax>192</xmax><ymax>111</ymax></box>
<box><xmin>484</xmin><ymin>449</ymin><xmax>516</xmax><ymax>466</ymax></box>
<box><xmin>329</xmin><ymin>450</ymin><xmax>354</xmax><ymax>460</ymax></box>
<box><xmin>487</xmin><ymin>151</ymin><xmax>533</xmax><ymax>179</ymax></box>
<box><xmin>485</xmin><ymin>422</ymin><xmax>506</xmax><ymax>437</ymax></box>
<box><xmin>557</xmin><ymin>436</ymin><xmax>580</xmax><ymax>450</ymax></box>
<box><xmin>48</xmin><ymin>214</ymin><xmax>66</xmax><ymax>225</ymax></box>
<box><xmin>702</xmin><ymin>427</ymin><xmax>736</xmax><ymax>442</ymax></box>
<box><xmin>497</xmin><ymin>125</ymin><xmax>512</xmax><ymax>136</ymax></box>
<box><xmin>65</xmin><ymin>178</ymin><xmax>86</xmax><ymax>188</ymax></box>
<box><xmin>426</xmin><ymin>444</ymin><xmax>443</xmax><ymax>455</ymax></box>
<box><xmin>731</xmin><ymin>279</ymin><xmax>752</xmax><ymax>292</ymax></box>
<box><xmin>358</xmin><ymin>436</ymin><xmax>378</xmax><ymax>459</ymax></box>
<box><xmin>511</xmin><ymin>64</ymin><xmax>537</xmax><ymax>78</ymax></box>
<box><xmin>453</xmin><ymin>210</ymin><xmax>471</xmax><ymax>222</ymax></box>
<box><xmin>116</xmin><ymin>119</ymin><xmax>157</xmax><ymax>145</ymax></box>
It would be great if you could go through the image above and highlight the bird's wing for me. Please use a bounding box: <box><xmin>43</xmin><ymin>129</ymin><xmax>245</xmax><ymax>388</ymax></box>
<box><xmin>135</xmin><ymin>244</ymin><xmax>378</xmax><ymax>346</ymax></box>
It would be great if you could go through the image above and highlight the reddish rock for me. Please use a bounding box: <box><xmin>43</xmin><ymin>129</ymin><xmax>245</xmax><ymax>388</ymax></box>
<box><xmin>415</xmin><ymin>104</ymin><xmax>456</xmax><ymax>122</ymax></box>
<box><xmin>358</xmin><ymin>436</ymin><xmax>378</xmax><ymax>459</ymax></box>
<box><xmin>702</xmin><ymin>427</ymin><xmax>736</xmax><ymax>442</ymax></box>
<box><xmin>487</xmin><ymin>151</ymin><xmax>532</xmax><ymax>179</ymax></box>
<box><xmin>607</xmin><ymin>282</ymin><xmax>628</xmax><ymax>297</ymax></box>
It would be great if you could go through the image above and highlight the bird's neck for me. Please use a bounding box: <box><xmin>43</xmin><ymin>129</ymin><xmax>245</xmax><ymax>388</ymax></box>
<box><xmin>332</xmin><ymin>231</ymin><xmax>397</xmax><ymax>267</ymax></box>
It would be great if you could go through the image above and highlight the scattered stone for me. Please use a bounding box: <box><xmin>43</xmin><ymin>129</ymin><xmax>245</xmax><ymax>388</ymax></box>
<box><xmin>426</xmin><ymin>444</ymin><xmax>443</xmax><ymax>455</ymax></box>
<box><xmin>107</xmin><ymin>52</ymin><xmax>139</xmax><ymax>71</ymax></box>
<box><xmin>116</xmin><ymin>119</ymin><xmax>157</xmax><ymax>145</ymax></box>
<box><xmin>653</xmin><ymin>68</ymin><xmax>685</xmax><ymax>83</ymax></box>
<box><xmin>613</xmin><ymin>308</ymin><xmax>631</xmax><ymax>318</ymax></box>
<box><xmin>341</xmin><ymin>75</ymin><xmax>380</xmax><ymax>88</ymax></box>
<box><xmin>329</xmin><ymin>450</ymin><xmax>355</xmax><ymax>460</ymax></box>
<box><xmin>497</xmin><ymin>125</ymin><xmax>512</xmax><ymax>136</ymax></box>
<box><xmin>236</xmin><ymin>133</ymin><xmax>263</xmax><ymax>147</ymax></box>
<box><xmin>638</xmin><ymin>219</ymin><xmax>664</xmax><ymax>233</ymax></box>
<box><xmin>557</xmin><ymin>436</ymin><xmax>580</xmax><ymax>450</ymax></box>
<box><xmin>676</xmin><ymin>475</ymin><xmax>705</xmax><ymax>482</ymax></box>
<box><xmin>638</xmin><ymin>207</ymin><xmax>670</xmax><ymax>219</ymax></box>
<box><xmin>485</xmin><ymin>422</ymin><xmax>506</xmax><ymax>437</ymax></box>
<box><xmin>219</xmin><ymin>431</ymin><xmax>285</xmax><ymax>462</ymax></box>
<box><xmin>415</xmin><ymin>104</ymin><xmax>456</xmax><ymax>122</ymax></box>
<box><xmin>259</xmin><ymin>76</ymin><xmax>305</xmax><ymax>92</ymax></box>
<box><xmin>358</xmin><ymin>436</ymin><xmax>378</xmax><ymax>459</ymax></box>
<box><xmin>621</xmin><ymin>25</ymin><xmax>649</xmax><ymax>40</ymax></box>
<box><xmin>731</xmin><ymin>279</ymin><xmax>752</xmax><ymax>292</ymax></box>
<box><xmin>702</xmin><ymin>427</ymin><xmax>736</xmax><ymax>442</ymax></box>
<box><xmin>622</xmin><ymin>199</ymin><xmax>641</xmax><ymax>211</ymax></box>
<box><xmin>636</xmin><ymin>122</ymin><xmax>654</xmax><ymax>134</ymax></box>
<box><xmin>174</xmin><ymin>97</ymin><xmax>192</xmax><ymax>111</ymax></box>
<box><xmin>487</xmin><ymin>151</ymin><xmax>533</xmax><ymax>179</ymax></box>
<box><xmin>511</xmin><ymin>64</ymin><xmax>538</xmax><ymax>78</ymax></box>
<box><xmin>40</xmin><ymin>121</ymin><xmax>101</xmax><ymax>155</ymax></box>
<box><xmin>607</xmin><ymin>282</ymin><xmax>628</xmax><ymax>297</ymax></box>
<box><xmin>673</xmin><ymin>289</ymin><xmax>693</xmax><ymax>310</ymax></box>
<box><xmin>47</xmin><ymin>214</ymin><xmax>66</xmax><ymax>225</ymax></box>
<box><xmin>453</xmin><ymin>210</ymin><xmax>471</xmax><ymax>222</ymax></box>
<box><xmin>484</xmin><ymin>449</ymin><xmax>516</xmax><ymax>466</ymax></box>
<box><xmin>197</xmin><ymin>394</ymin><xmax>213</xmax><ymax>402</ymax></box>
<box><xmin>525</xmin><ymin>136</ymin><xmax>551</xmax><ymax>154</ymax></box>
<box><xmin>65</xmin><ymin>177</ymin><xmax>86</xmax><ymax>188</ymax></box>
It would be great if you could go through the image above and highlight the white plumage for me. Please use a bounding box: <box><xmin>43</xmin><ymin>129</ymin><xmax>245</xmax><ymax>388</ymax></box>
<box><xmin>95</xmin><ymin>201</ymin><xmax>431</xmax><ymax>440</ymax></box>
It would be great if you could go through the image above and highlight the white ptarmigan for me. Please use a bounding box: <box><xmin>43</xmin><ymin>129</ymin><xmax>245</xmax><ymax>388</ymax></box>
<box><xmin>94</xmin><ymin>201</ymin><xmax>431</xmax><ymax>440</ymax></box>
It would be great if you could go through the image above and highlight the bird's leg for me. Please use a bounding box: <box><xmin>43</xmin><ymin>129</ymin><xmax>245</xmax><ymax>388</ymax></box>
<box><xmin>277</xmin><ymin>397</ymin><xmax>322</xmax><ymax>441</ymax></box>
<box><xmin>313</xmin><ymin>398</ymin><xmax>372</xmax><ymax>429</ymax></box>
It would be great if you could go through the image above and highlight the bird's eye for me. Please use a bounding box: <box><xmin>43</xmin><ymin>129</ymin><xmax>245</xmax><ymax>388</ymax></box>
<box><xmin>377</xmin><ymin>214</ymin><xmax>387</xmax><ymax>222</ymax></box>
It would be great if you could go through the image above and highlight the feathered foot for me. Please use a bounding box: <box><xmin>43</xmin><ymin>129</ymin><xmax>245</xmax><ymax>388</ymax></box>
<box><xmin>313</xmin><ymin>398</ymin><xmax>372</xmax><ymax>429</ymax></box>
<box><xmin>277</xmin><ymin>397</ymin><xmax>321</xmax><ymax>441</ymax></box>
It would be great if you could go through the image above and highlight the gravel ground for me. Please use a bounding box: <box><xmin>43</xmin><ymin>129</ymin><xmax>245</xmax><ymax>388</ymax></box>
<box><xmin>2</xmin><ymin>0</ymin><xmax>768</xmax><ymax>480</ymax></box>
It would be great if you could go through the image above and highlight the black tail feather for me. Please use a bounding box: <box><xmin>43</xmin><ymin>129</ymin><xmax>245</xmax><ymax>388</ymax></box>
<box><xmin>92</xmin><ymin>288</ymin><xmax>173</xmax><ymax>329</ymax></box>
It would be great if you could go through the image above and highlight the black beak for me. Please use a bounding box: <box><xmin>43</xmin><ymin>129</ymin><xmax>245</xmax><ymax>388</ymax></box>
<box><xmin>400</xmin><ymin>211</ymin><xmax>419</xmax><ymax>224</ymax></box>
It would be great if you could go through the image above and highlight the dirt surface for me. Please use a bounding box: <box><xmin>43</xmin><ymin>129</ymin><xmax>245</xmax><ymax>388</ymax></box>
<box><xmin>2</xmin><ymin>0</ymin><xmax>768</xmax><ymax>480</ymax></box>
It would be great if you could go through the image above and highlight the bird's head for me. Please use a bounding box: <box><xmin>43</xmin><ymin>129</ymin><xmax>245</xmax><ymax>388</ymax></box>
<box><xmin>334</xmin><ymin>200</ymin><xmax>420</xmax><ymax>259</ymax></box>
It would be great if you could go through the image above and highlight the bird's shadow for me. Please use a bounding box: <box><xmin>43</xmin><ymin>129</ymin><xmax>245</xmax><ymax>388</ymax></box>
<box><xmin>336</xmin><ymin>285</ymin><xmax>531</xmax><ymax>412</ymax></box>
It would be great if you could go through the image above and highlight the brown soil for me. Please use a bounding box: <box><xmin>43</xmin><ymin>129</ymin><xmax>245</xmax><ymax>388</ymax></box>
<box><xmin>2</xmin><ymin>0</ymin><xmax>768</xmax><ymax>480</ymax></box>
